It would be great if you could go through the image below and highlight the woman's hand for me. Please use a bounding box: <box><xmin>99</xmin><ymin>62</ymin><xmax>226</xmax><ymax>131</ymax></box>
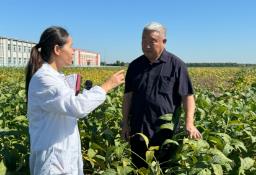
<box><xmin>101</xmin><ymin>70</ymin><xmax>125</xmax><ymax>93</ymax></box>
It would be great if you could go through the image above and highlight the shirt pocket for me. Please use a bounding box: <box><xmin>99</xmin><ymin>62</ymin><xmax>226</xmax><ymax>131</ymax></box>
<box><xmin>132</xmin><ymin>74</ymin><xmax>144</xmax><ymax>92</ymax></box>
<box><xmin>159</xmin><ymin>76</ymin><xmax>175</xmax><ymax>95</ymax></box>
<box><xmin>49</xmin><ymin>148</ymin><xmax>72</xmax><ymax>174</ymax></box>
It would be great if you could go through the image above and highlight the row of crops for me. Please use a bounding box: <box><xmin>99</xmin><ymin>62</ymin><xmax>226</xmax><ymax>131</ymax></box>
<box><xmin>0</xmin><ymin>67</ymin><xmax>256</xmax><ymax>175</ymax></box>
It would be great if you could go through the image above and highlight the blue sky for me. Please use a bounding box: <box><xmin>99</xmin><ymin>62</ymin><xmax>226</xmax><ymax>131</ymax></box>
<box><xmin>1</xmin><ymin>0</ymin><xmax>256</xmax><ymax>63</ymax></box>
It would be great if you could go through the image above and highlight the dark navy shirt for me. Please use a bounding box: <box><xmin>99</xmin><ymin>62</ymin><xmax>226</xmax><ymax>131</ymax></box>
<box><xmin>125</xmin><ymin>49</ymin><xmax>194</xmax><ymax>138</ymax></box>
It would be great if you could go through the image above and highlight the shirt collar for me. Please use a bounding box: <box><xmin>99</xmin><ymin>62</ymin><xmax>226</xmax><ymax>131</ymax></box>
<box><xmin>158</xmin><ymin>49</ymin><xmax>168</xmax><ymax>63</ymax></box>
<box><xmin>42</xmin><ymin>63</ymin><xmax>64</xmax><ymax>77</ymax></box>
<box><xmin>143</xmin><ymin>49</ymin><xmax>168</xmax><ymax>64</ymax></box>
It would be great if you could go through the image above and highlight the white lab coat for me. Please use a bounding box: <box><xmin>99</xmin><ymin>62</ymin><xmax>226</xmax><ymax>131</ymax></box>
<box><xmin>28</xmin><ymin>63</ymin><xmax>106</xmax><ymax>175</ymax></box>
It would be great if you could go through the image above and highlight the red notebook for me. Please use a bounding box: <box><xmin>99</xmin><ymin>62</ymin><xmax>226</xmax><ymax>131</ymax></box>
<box><xmin>65</xmin><ymin>74</ymin><xmax>81</xmax><ymax>96</ymax></box>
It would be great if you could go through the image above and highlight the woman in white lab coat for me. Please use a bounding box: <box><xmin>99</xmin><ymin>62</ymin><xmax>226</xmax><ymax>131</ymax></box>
<box><xmin>25</xmin><ymin>26</ymin><xmax>124</xmax><ymax>175</ymax></box>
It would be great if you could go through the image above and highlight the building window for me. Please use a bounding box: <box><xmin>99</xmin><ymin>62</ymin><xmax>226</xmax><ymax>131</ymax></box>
<box><xmin>18</xmin><ymin>45</ymin><xmax>21</xmax><ymax>52</ymax></box>
<box><xmin>23</xmin><ymin>58</ymin><xmax>27</xmax><ymax>64</ymax></box>
<box><xmin>8</xmin><ymin>57</ymin><xmax>11</xmax><ymax>64</ymax></box>
<box><xmin>13</xmin><ymin>45</ymin><xmax>16</xmax><ymax>51</ymax></box>
<box><xmin>8</xmin><ymin>44</ymin><xmax>11</xmax><ymax>50</ymax></box>
<box><xmin>19</xmin><ymin>58</ymin><xmax>22</xmax><ymax>64</ymax></box>
<box><xmin>0</xmin><ymin>57</ymin><xmax>3</xmax><ymax>65</ymax></box>
<box><xmin>13</xmin><ymin>57</ymin><xmax>16</xmax><ymax>64</ymax></box>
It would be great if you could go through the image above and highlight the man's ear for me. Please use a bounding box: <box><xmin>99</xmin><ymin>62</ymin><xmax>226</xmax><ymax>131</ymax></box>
<box><xmin>163</xmin><ymin>38</ymin><xmax>167</xmax><ymax>44</ymax></box>
<box><xmin>53</xmin><ymin>45</ymin><xmax>61</xmax><ymax>56</ymax></box>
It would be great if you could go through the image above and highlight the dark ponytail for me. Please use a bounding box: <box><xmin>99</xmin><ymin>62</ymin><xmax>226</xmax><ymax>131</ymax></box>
<box><xmin>25</xmin><ymin>26</ymin><xmax>69</xmax><ymax>99</ymax></box>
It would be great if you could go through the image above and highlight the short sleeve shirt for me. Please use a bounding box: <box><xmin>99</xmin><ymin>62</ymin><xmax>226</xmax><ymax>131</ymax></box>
<box><xmin>125</xmin><ymin>49</ymin><xmax>194</xmax><ymax>138</ymax></box>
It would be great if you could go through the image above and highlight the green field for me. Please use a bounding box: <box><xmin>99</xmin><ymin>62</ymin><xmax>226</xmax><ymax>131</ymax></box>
<box><xmin>0</xmin><ymin>67</ymin><xmax>256</xmax><ymax>175</ymax></box>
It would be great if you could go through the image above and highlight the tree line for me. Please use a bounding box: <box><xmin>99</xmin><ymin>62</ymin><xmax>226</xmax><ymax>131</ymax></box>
<box><xmin>101</xmin><ymin>61</ymin><xmax>256</xmax><ymax>67</ymax></box>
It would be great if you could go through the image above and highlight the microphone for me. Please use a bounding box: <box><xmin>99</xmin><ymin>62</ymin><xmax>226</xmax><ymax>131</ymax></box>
<box><xmin>85</xmin><ymin>80</ymin><xmax>93</xmax><ymax>90</ymax></box>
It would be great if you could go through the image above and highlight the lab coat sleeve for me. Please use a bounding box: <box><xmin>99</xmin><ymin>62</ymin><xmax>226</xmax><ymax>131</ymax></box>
<box><xmin>34</xmin><ymin>74</ymin><xmax>106</xmax><ymax>118</ymax></box>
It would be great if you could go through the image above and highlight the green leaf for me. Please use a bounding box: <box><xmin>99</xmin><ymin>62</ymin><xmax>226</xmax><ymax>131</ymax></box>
<box><xmin>162</xmin><ymin>139</ymin><xmax>179</xmax><ymax>146</ymax></box>
<box><xmin>12</xmin><ymin>115</ymin><xmax>27</xmax><ymax>122</ymax></box>
<box><xmin>244</xmin><ymin>130</ymin><xmax>256</xmax><ymax>143</ymax></box>
<box><xmin>183</xmin><ymin>139</ymin><xmax>209</xmax><ymax>153</ymax></box>
<box><xmin>87</xmin><ymin>148</ymin><xmax>96</xmax><ymax>158</ymax></box>
<box><xmin>223</xmin><ymin>144</ymin><xmax>234</xmax><ymax>155</ymax></box>
<box><xmin>189</xmin><ymin>168</ymin><xmax>204</xmax><ymax>174</ymax></box>
<box><xmin>208</xmin><ymin>136</ymin><xmax>224</xmax><ymax>148</ymax></box>
<box><xmin>114</xmin><ymin>146</ymin><xmax>124</xmax><ymax>158</ymax></box>
<box><xmin>223</xmin><ymin>162</ymin><xmax>232</xmax><ymax>172</ymax></box>
<box><xmin>195</xmin><ymin>139</ymin><xmax>210</xmax><ymax>149</ymax></box>
<box><xmin>227</xmin><ymin>120</ymin><xmax>244</xmax><ymax>126</ymax></box>
<box><xmin>160</xmin><ymin>123</ymin><xmax>174</xmax><ymax>131</ymax></box>
<box><xmin>209</xmin><ymin>148</ymin><xmax>232</xmax><ymax>165</ymax></box>
<box><xmin>105</xmin><ymin>95</ymin><xmax>113</xmax><ymax>105</ymax></box>
<box><xmin>122</xmin><ymin>158</ymin><xmax>131</xmax><ymax>167</ymax></box>
<box><xmin>117</xmin><ymin>165</ymin><xmax>133</xmax><ymax>175</ymax></box>
<box><xmin>103</xmin><ymin>128</ymin><xmax>115</xmax><ymax>143</ymax></box>
<box><xmin>95</xmin><ymin>155</ymin><xmax>105</xmax><ymax>161</ymax></box>
<box><xmin>197</xmin><ymin>107</ymin><xmax>206</xmax><ymax>119</ymax></box>
<box><xmin>18</xmin><ymin>90</ymin><xmax>25</xmax><ymax>98</ymax></box>
<box><xmin>215</xmin><ymin>104</ymin><xmax>228</xmax><ymax>115</ymax></box>
<box><xmin>239</xmin><ymin>157</ymin><xmax>255</xmax><ymax>175</ymax></box>
<box><xmin>135</xmin><ymin>133</ymin><xmax>149</xmax><ymax>148</ymax></box>
<box><xmin>215</xmin><ymin>133</ymin><xmax>231</xmax><ymax>144</ymax></box>
<box><xmin>159</xmin><ymin>113</ymin><xmax>173</xmax><ymax>121</ymax></box>
<box><xmin>137</xmin><ymin>167</ymin><xmax>149</xmax><ymax>175</ymax></box>
<box><xmin>197</xmin><ymin>168</ymin><xmax>211</xmax><ymax>175</ymax></box>
<box><xmin>211</xmin><ymin>163</ymin><xmax>223</xmax><ymax>175</ymax></box>
<box><xmin>231</xmin><ymin>139</ymin><xmax>247</xmax><ymax>152</ymax></box>
<box><xmin>102</xmin><ymin>168</ymin><xmax>116</xmax><ymax>175</ymax></box>
<box><xmin>146</xmin><ymin>150</ymin><xmax>154</xmax><ymax>163</ymax></box>
<box><xmin>0</xmin><ymin>161</ymin><xmax>6</xmax><ymax>175</ymax></box>
<box><xmin>148</xmin><ymin>146</ymin><xmax>159</xmax><ymax>151</ymax></box>
<box><xmin>91</xmin><ymin>143</ymin><xmax>106</xmax><ymax>152</ymax></box>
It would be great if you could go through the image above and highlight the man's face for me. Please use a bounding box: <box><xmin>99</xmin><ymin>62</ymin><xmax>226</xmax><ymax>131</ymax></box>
<box><xmin>142</xmin><ymin>30</ymin><xmax>166</xmax><ymax>61</ymax></box>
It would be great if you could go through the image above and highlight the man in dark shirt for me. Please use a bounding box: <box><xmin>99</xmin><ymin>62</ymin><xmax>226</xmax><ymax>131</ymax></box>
<box><xmin>122</xmin><ymin>22</ymin><xmax>202</xmax><ymax>168</ymax></box>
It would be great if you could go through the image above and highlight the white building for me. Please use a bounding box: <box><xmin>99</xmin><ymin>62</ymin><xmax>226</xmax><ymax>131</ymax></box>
<box><xmin>0</xmin><ymin>36</ymin><xmax>101</xmax><ymax>67</ymax></box>
<box><xmin>0</xmin><ymin>36</ymin><xmax>35</xmax><ymax>67</ymax></box>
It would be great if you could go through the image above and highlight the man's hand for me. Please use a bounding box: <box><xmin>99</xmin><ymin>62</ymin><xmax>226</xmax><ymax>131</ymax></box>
<box><xmin>182</xmin><ymin>95</ymin><xmax>202</xmax><ymax>140</ymax></box>
<box><xmin>186</xmin><ymin>124</ymin><xmax>202</xmax><ymax>140</ymax></box>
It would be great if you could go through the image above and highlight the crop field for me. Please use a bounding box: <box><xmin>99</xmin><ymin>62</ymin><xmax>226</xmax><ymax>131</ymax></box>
<box><xmin>0</xmin><ymin>66</ymin><xmax>255</xmax><ymax>175</ymax></box>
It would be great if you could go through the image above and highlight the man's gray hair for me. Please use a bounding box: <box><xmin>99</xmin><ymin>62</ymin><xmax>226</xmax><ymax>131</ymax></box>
<box><xmin>143</xmin><ymin>22</ymin><xmax>166</xmax><ymax>38</ymax></box>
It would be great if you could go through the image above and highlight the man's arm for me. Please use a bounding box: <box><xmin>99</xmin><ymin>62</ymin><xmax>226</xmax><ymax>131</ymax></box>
<box><xmin>182</xmin><ymin>95</ymin><xmax>202</xmax><ymax>139</ymax></box>
<box><xmin>121</xmin><ymin>92</ymin><xmax>133</xmax><ymax>140</ymax></box>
